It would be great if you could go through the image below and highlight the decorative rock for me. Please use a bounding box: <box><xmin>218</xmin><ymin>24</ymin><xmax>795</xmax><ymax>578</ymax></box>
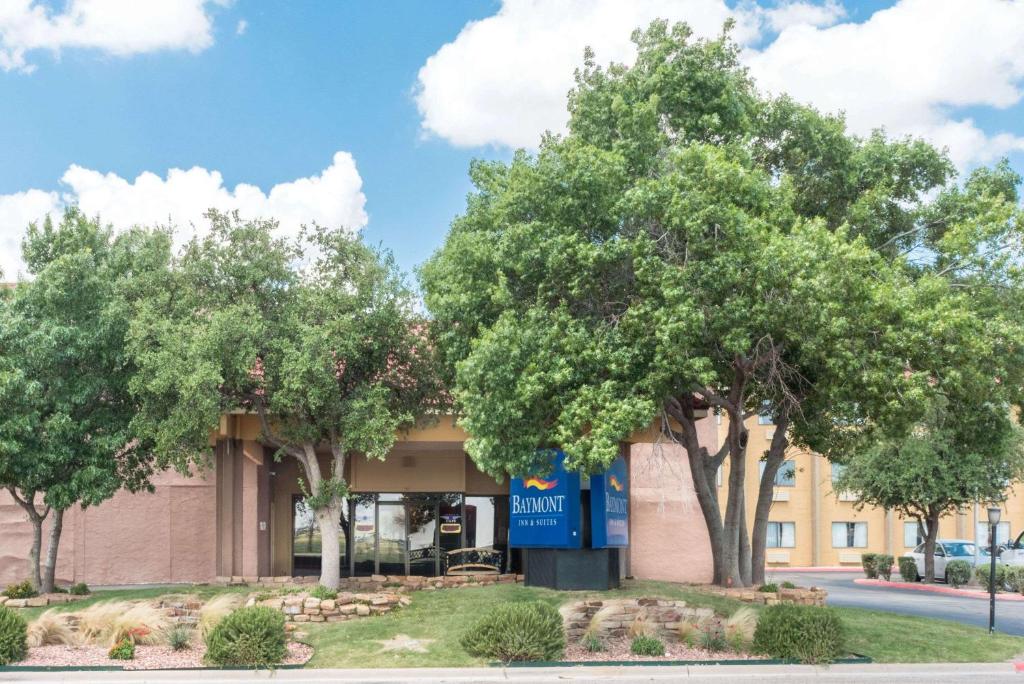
<box><xmin>25</xmin><ymin>597</ymin><xmax>47</xmax><ymax>607</ymax></box>
<box><xmin>320</xmin><ymin>599</ymin><xmax>336</xmax><ymax>611</ymax></box>
<box><xmin>309</xmin><ymin>615</ymin><xmax>325</xmax><ymax>622</ymax></box>
<box><xmin>293</xmin><ymin>614</ymin><xmax>310</xmax><ymax>623</ymax></box>
<box><xmin>303</xmin><ymin>597</ymin><xmax>321</xmax><ymax>609</ymax></box>
<box><xmin>370</xmin><ymin>574</ymin><xmax>386</xmax><ymax>582</ymax></box>
<box><xmin>5</xmin><ymin>599</ymin><xmax>27</xmax><ymax>608</ymax></box>
<box><xmin>338</xmin><ymin>603</ymin><xmax>357</xmax><ymax>615</ymax></box>
<box><xmin>356</xmin><ymin>604</ymin><xmax>370</xmax><ymax>616</ymax></box>
<box><xmin>303</xmin><ymin>607</ymin><xmax>320</xmax><ymax>615</ymax></box>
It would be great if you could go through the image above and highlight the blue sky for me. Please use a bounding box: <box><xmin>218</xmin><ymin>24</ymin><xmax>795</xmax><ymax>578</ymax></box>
<box><xmin>2</xmin><ymin>0</ymin><xmax>1023</xmax><ymax>280</ymax></box>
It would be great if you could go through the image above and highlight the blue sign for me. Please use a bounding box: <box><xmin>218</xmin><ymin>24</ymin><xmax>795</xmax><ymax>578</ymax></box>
<box><xmin>509</xmin><ymin>451</ymin><xmax>582</xmax><ymax>548</ymax></box>
<box><xmin>590</xmin><ymin>456</ymin><xmax>629</xmax><ymax>548</ymax></box>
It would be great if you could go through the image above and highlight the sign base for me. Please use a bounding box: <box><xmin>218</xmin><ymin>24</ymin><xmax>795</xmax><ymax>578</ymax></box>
<box><xmin>522</xmin><ymin>548</ymin><xmax>621</xmax><ymax>590</ymax></box>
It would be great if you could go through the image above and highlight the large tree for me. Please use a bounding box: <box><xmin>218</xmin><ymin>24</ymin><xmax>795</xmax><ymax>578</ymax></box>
<box><xmin>128</xmin><ymin>212</ymin><xmax>442</xmax><ymax>589</ymax></box>
<box><xmin>421</xmin><ymin>21</ymin><xmax>1021</xmax><ymax>586</ymax></box>
<box><xmin>0</xmin><ymin>210</ymin><xmax>163</xmax><ymax>592</ymax></box>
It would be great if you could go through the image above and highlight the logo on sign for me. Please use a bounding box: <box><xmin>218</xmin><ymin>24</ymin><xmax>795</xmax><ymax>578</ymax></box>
<box><xmin>609</xmin><ymin>475</ymin><xmax>624</xmax><ymax>492</ymax></box>
<box><xmin>523</xmin><ymin>476</ymin><xmax>559</xmax><ymax>491</ymax></box>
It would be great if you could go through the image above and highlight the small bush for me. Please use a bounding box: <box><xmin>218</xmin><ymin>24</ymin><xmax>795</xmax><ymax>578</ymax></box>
<box><xmin>945</xmin><ymin>560</ymin><xmax>972</xmax><ymax>588</ymax></box>
<box><xmin>0</xmin><ymin>606</ymin><xmax>28</xmax><ymax>665</ymax></box>
<box><xmin>69</xmin><ymin>583</ymin><xmax>90</xmax><ymax>596</ymax></box>
<box><xmin>108</xmin><ymin>637</ymin><xmax>135</xmax><ymax>660</ymax></box>
<box><xmin>724</xmin><ymin>608</ymin><xmax>758</xmax><ymax>653</ymax></box>
<box><xmin>699</xmin><ymin>618</ymin><xmax>727</xmax><ymax>652</ymax></box>
<box><xmin>630</xmin><ymin>635</ymin><xmax>665</xmax><ymax>656</ymax></box>
<box><xmin>75</xmin><ymin>601</ymin><xmax>168</xmax><ymax>646</ymax></box>
<box><xmin>677</xmin><ymin>620</ymin><xmax>699</xmax><ymax>647</ymax></box>
<box><xmin>898</xmin><ymin>556</ymin><xmax>918</xmax><ymax>582</ymax></box>
<box><xmin>781</xmin><ymin>581</ymin><xmax>797</xmax><ymax>589</ymax></box>
<box><xmin>166</xmin><ymin>625</ymin><xmax>193</xmax><ymax>651</ymax></box>
<box><xmin>1003</xmin><ymin>566</ymin><xmax>1024</xmax><ymax>594</ymax></box>
<box><xmin>582</xmin><ymin>633</ymin><xmax>603</xmax><ymax>652</ymax></box>
<box><xmin>860</xmin><ymin>552</ymin><xmax>879</xmax><ymax>579</ymax></box>
<box><xmin>27</xmin><ymin>610</ymin><xmax>76</xmax><ymax>647</ymax></box>
<box><xmin>4</xmin><ymin>581</ymin><xmax>37</xmax><ymax>600</ymax></box>
<box><xmin>758</xmin><ymin>583</ymin><xmax>779</xmax><ymax>593</ymax></box>
<box><xmin>309</xmin><ymin>585</ymin><xmax>337</xmax><ymax>601</ymax></box>
<box><xmin>752</xmin><ymin>604</ymin><xmax>845</xmax><ymax>664</ymax></box>
<box><xmin>875</xmin><ymin>554</ymin><xmax>894</xmax><ymax>580</ymax></box>
<box><xmin>204</xmin><ymin>606</ymin><xmax>287</xmax><ymax>667</ymax></box>
<box><xmin>460</xmin><ymin>602</ymin><xmax>564</xmax><ymax>662</ymax></box>
<box><xmin>198</xmin><ymin>593</ymin><xmax>245</xmax><ymax>639</ymax></box>
<box><xmin>626</xmin><ymin>615</ymin><xmax>657</xmax><ymax>639</ymax></box>
<box><xmin>976</xmin><ymin>564</ymin><xmax>1009</xmax><ymax>593</ymax></box>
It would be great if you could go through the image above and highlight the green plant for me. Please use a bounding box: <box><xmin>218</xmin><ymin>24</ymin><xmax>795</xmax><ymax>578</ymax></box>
<box><xmin>310</xmin><ymin>585</ymin><xmax>337</xmax><ymax>601</ymax></box>
<box><xmin>630</xmin><ymin>635</ymin><xmax>665</xmax><ymax>656</ymax></box>
<box><xmin>198</xmin><ymin>593</ymin><xmax>245</xmax><ymax>639</ymax></box>
<box><xmin>945</xmin><ymin>560</ymin><xmax>972</xmax><ymax>588</ymax></box>
<box><xmin>582</xmin><ymin>633</ymin><xmax>603</xmax><ymax>652</ymax></box>
<box><xmin>204</xmin><ymin>606</ymin><xmax>287</xmax><ymax>667</ymax></box>
<box><xmin>876</xmin><ymin>554</ymin><xmax>894</xmax><ymax>581</ymax></box>
<box><xmin>975</xmin><ymin>564</ymin><xmax>1009</xmax><ymax>593</ymax></box>
<box><xmin>0</xmin><ymin>606</ymin><xmax>28</xmax><ymax>665</ymax></box>
<box><xmin>4</xmin><ymin>581</ymin><xmax>37</xmax><ymax>600</ymax></box>
<box><xmin>781</xmin><ymin>581</ymin><xmax>797</xmax><ymax>589</ymax></box>
<box><xmin>758</xmin><ymin>583</ymin><xmax>779</xmax><ymax>593</ymax></box>
<box><xmin>460</xmin><ymin>601</ymin><xmax>564</xmax><ymax>662</ymax></box>
<box><xmin>677</xmin><ymin>620</ymin><xmax>699</xmax><ymax>646</ymax></box>
<box><xmin>723</xmin><ymin>608</ymin><xmax>758</xmax><ymax>653</ymax></box>
<box><xmin>860</xmin><ymin>553</ymin><xmax>879</xmax><ymax>579</ymax></box>
<box><xmin>253</xmin><ymin>592</ymin><xmax>274</xmax><ymax>602</ymax></box>
<box><xmin>698</xmin><ymin>618</ymin><xmax>727</xmax><ymax>652</ymax></box>
<box><xmin>69</xmin><ymin>583</ymin><xmax>90</xmax><ymax>596</ymax></box>
<box><xmin>108</xmin><ymin>637</ymin><xmax>135</xmax><ymax>660</ymax></box>
<box><xmin>1003</xmin><ymin>566</ymin><xmax>1024</xmax><ymax>594</ymax></box>
<box><xmin>166</xmin><ymin>625</ymin><xmax>193</xmax><ymax>651</ymax></box>
<box><xmin>898</xmin><ymin>556</ymin><xmax>919</xmax><ymax>582</ymax></box>
<box><xmin>626</xmin><ymin>614</ymin><xmax>657</xmax><ymax>638</ymax></box>
<box><xmin>753</xmin><ymin>604</ymin><xmax>846</xmax><ymax>664</ymax></box>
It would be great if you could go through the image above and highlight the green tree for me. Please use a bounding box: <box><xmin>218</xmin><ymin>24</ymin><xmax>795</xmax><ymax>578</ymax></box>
<box><xmin>128</xmin><ymin>212</ymin><xmax>441</xmax><ymax>589</ymax></box>
<box><xmin>421</xmin><ymin>20</ymin><xmax>1020</xmax><ymax>586</ymax></box>
<box><xmin>0</xmin><ymin>210</ymin><xmax>163</xmax><ymax>592</ymax></box>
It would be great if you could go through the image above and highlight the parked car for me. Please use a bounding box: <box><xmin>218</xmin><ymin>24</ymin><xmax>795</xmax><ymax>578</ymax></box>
<box><xmin>997</xmin><ymin>530</ymin><xmax>1024</xmax><ymax>567</ymax></box>
<box><xmin>908</xmin><ymin>539</ymin><xmax>988</xmax><ymax>582</ymax></box>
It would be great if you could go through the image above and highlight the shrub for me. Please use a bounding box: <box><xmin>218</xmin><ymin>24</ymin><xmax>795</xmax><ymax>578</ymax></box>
<box><xmin>460</xmin><ymin>602</ymin><xmax>564</xmax><ymax>662</ymax></box>
<box><xmin>166</xmin><ymin>625</ymin><xmax>193</xmax><ymax>651</ymax></box>
<box><xmin>4</xmin><ymin>581</ymin><xmax>37</xmax><ymax>600</ymax></box>
<box><xmin>1004</xmin><ymin>566</ymin><xmax>1024</xmax><ymax>594</ymax></box>
<box><xmin>724</xmin><ymin>608</ymin><xmax>758</xmax><ymax>653</ymax></box>
<box><xmin>108</xmin><ymin>637</ymin><xmax>135</xmax><ymax>660</ymax></box>
<box><xmin>976</xmin><ymin>564</ymin><xmax>1009</xmax><ymax>593</ymax></box>
<box><xmin>781</xmin><ymin>581</ymin><xmax>797</xmax><ymax>589</ymax></box>
<box><xmin>630</xmin><ymin>635</ymin><xmax>665</xmax><ymax>656</ymax></box>
<box><xmin>0</xmin><ymin>606</ymin><xmax>28</xmax><ymax>665</ymax></box>
<box><xmin>626</xmin><ymin>615</ymin><xmax>657</xmax><ymax>639</ymax></box>
<box><xmin>758</xmin><ymin>583</ymin><xmax>779</xmax><ymax>593</ymax></box>
<box><xmin>75</xmin><ymin>601</ymin><xmax>169</xmax><ymax>646</ymax></box>
<box><xmin>677</xmin><ymin>620</ymin><xmax>699</xmax><ymax>647</ymax></box>
<box><xmin>198</xmin><ymin>593</ymin><xmax>245</xmax><ymax>639</ymax></box>
<box><xmin>27</xmin><ymin>610</ymin><xmax>76</xmax><ymax>647</ymax></box>
<box><xmin>309</xmin><ymin>585</ymin><xmax>337</xmax><ymax>601</ymax></box>
<box><xmin>860</xmin><ymin>553</ymin><xmax>878</xmax><ymax>579</ymax></box>
<box><xmin>204</xmin><ymin>606</ymin><xmax>287</xmax><ymax>667</ymax></box>
<box><xmin>69</xmin><ymin>583</ymin><xmax>90</xmax><ymax>596</ymax></box>
<box><xmin>698</xmin><ymin>618</ymin><xmax>727</xmax><ymax>652</ymax></box>
<box><xmin>752</xmin><ymin>604</ymin><xmax>845</xmax><ymax>664</ymax></box>
<box><xmin>945</xmin><ymin>560</ymin><xmax>972</xmax><ymax>588</ymax></box>
<box><xmin>875</xmin><ymin>554</ymin><xmax>894</xmax><ymax>580</ymax></box>
<box><xmin>582</xmin><ymin>633</ymin><xmax>603</xmax><ymax>652</ymax></box>
<box><xmin>898</xmin><ymin>556</ymin><xmax>918</xmax><ymax>582</ymax></box>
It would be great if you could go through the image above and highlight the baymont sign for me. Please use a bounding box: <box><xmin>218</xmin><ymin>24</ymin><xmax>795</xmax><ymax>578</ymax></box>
<box><xmin>511</xmin><ymin>493</ymin><xmax>567</xmax><ymax>515</ymax></box>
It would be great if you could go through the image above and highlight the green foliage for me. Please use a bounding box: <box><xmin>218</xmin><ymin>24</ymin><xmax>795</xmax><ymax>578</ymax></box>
<box><xmin>875</xmin><ymin>555</ymin><xmax>894</xmax><ymax>581</ymax></box>
<box><xmin>975</xmin><ymin>564</ymin><xmax>1009</xmax><ymax>593</ymax></box>
<box><xmin>629</xmin><ymin>635</ymin><xmax>665</xmax><ymax>657</ymax></box>
<box><xmin>698</xmin><ymin>619</ymin><xmax>727</xmax><ymax>652</ymax></box>
<box><xmin>166</xmin><ymin>625</ymin><xmax>192</xmax><ymax>651</ymax></box>
<box><xmin>945</xmin><ymin>560</ymin><xmax>972</xmax><ymax>588</ymax></box>
<box><xmin>309</xmin><ymin>585</ymin><xmax>337</xmax><ymax>601</ymax></box>
<box><xmin>1004</xmin><ymin>566</ymin><xmax>1024</xmax><ymax>594</ymax></box>
<box><xmin>860</xmin><ymin>553</ymin><xmax>879</xmax><ymax>579</ymax></box>
<box><xmin>4</xmin><ymin>581</ymin><xmax>37</xmax><ymax>599</ymax></box>
<box><xmin>108</xmin><ymin>637</ymin><xmax>135</xmax><ymax>660</ymax></box>
<box><xmin>758</xmin><ymin>583</ymin><xmax>778</xmax><ymax>593</ymax></box>
<box><xmin>0</xmin><ymin>606</ymin><xmax>27</xmax><ymax>665</ymax></box>
<box><xmin>460</xmin><ymin>601</ymin><xmax>564</xmax><ymax>662</ymax></box>
<box><xmin>781</xmin><ymin>581</ymin><xmax>797</xmax><ymax>589</ymax></box>
<box><xmin>752</xmin><ymin>604</ymin><xmax>846</xmax><ymax>664</ymax></box>
<box><xmin>898</xmin><ymin>557</ymin><xmax>919</xmax><ymax>582</ymax></box>
<box><xmin>203</xmin><ymin>606</ymin><xmax>287</xmax><ymax>667</ymax></box>
<box><xmin>68</xmin><ymin>583</ymin><xmax>90</xmax><ymax>596</ymax></box>
<box><xmin>582</xmin><ymin>633</ymin><xmax>603</xmax><ymax>653</ymax></box>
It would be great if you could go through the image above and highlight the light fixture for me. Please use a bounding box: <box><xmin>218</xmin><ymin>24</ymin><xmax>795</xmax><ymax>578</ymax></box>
<box><xmin>988</xmin><ymin>506</ymin><xmax>1002</xmax><ymax>526</ymax></box>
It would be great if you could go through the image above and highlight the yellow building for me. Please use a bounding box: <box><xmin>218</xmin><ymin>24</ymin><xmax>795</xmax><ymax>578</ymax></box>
<box><xmin>716</xmin><ymin>414</ymin><xmax>1024</xmax><ymax>568</ymax></box>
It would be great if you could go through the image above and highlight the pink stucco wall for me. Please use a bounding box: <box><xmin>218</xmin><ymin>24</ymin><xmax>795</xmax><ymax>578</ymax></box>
<box><xmin>629</xmin><ymin>419</ymin><xmax>717</xmax><ymax>584</ymax></box>
<box><xmin>0</xmin><ymin>467</ymin><xmax>217</xmax><ymax>587</ymax></box>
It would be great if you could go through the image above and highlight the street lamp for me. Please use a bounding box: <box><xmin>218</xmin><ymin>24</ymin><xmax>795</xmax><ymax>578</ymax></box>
<box><xmin>988</xmin><ymin>506</ymin><xmax>1001</xmax><ymax>634</ymax></box>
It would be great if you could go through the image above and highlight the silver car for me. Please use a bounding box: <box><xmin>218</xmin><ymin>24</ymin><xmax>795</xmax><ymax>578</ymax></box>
<box><xmin>908</xmin><ymin>539</ymin><xmax>987</xmax><ymax>582</ymax></box>
<box><xmin>997</xmin><ymin>530</ymin><xmax>1024</xmax><ymax>567</ymax></box>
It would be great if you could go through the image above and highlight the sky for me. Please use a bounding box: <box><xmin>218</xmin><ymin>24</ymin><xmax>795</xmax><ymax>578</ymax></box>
<box><xmin>2</xmin><ymin>0</ymin><xmax>1024</xmax><ymax>282</ymax></box>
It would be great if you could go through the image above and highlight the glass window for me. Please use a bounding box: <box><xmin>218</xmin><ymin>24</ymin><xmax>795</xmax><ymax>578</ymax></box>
<box><xmin>351</xmin><ymin>495</ymin><xmax>376</xmax><ymax>575</ymax></box>
<box><xmin>903</xmin><ymin>521</ymin><xmax>926</xmax><ymax>548</ymax></box>
<box><xmin>291</xmin><ymin>496</ymin><xmax>349</xmax><ymax>577</ymax></box>
<box><xmin>758</xmin><ymin>401</ymin><xmax>774</xmax><ymax>425</ymax></box>
<box><xmin>377</xmin><ymin>500</ymin><xmax>407</xmax><ymax>575</ymax></box>
<box><xmin>832</xmin><ymin>521</ymin><xmax>867</xmax><ymax>548</ymax></box>
<box><xmin>831</xmin><ymin>463</ymin><xmax>846</xmax><ymax>483</ymax></box>
<box><xmin>977</xmin><ymin>522</ymin><xmax>1011</xmax><ymax>547</ymax></box>
<box><xmin>760</xmin><ymin>460</ymin><xmax>796</xmax><ymax>487</ymax></box>
<box><xmin>942</xmin><ymin>542</ymin><xmax>977</xmax><ymax>557</ymax></box>
<box><xmin>406</xmin><ymin>494</ymin><xmax>439</xmax><ymax>577</ymax></box>
<box><xmin>767</xmin><ymin>522</ymin><xmax>796</xmax><ymax>548</ymax></box>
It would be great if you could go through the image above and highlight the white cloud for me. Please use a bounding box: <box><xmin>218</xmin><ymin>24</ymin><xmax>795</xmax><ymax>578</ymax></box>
<box><xmin>236</xmin><ymin>19</ymin><xmax>247</xmax><ymax>36</ymax></box>
<box><xmin>0</xmin><ymin>152</ymin><xmax>369</xmax><ymax>280</ymax></box>
<box><xmin>415</xmin><ymin>0</ymin><xmax>1024</xmax><ymax>169</ymax></box>
<box><xmin>0</xmin><ymin>0</ymin><xmax>226</xmax><ymax>73</ymax></box>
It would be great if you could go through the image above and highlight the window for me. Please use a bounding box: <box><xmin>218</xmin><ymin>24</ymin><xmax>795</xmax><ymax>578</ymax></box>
<box><xmin>903</xmin><ymin>521</ymin><xmax>926</xmax><ymax>548</ymax></box>
<box><xmin>977</xmin><ymin>522</ymin><xmax>1011</xmax><ymax>548</ymax></box>
<box><xmin>830</xmin><ymin>463</ymin><xmax>846</xmax><ymax>483</ymax></box>
<box><xmin>767</xmin><ymin>522</ymin><xmax>796</xmax><ymax>548</ymax></box>
<box><xmin>758</xmin><ymin>401</ymin><xmax>774</xmax><ymax>425</ymax></box>
<box><xmin>759</xmin><ymin>459</ymin><xmax>796</xmax><ymax>487</ymax></box>
<box><xmin>832</xmin><ymin>522</ymin><xmax>867</xmax><ymax>548</ymax></box>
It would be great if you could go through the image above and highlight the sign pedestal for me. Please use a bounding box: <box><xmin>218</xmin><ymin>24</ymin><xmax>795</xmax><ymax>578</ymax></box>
<box><xmin>524</xmin><ymin>548</ymin><xmax>620</xmax><ymax>590</ymax></box>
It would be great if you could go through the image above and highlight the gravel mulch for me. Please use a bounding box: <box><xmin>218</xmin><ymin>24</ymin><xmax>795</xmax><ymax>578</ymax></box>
<box><xmin>18</xmin><ymin>641</ymin><xmax>313</xmax><ymax>670</ymax></box>
<box><xmin>564</xmin><ymin>638</ymin><xmax>764</xmax><ymax>662</ymax></box>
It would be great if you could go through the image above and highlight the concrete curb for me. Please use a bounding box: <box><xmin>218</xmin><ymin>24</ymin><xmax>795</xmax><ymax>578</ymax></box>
<box><xmin>854</xmin><ymin>577</ymin><xmax>1024</xmax><ymax>601</ymax></box>
<box><xmin>768</xmin><ymin>567</ymin><xmax>860</xmax><ymax>573</ymax></box>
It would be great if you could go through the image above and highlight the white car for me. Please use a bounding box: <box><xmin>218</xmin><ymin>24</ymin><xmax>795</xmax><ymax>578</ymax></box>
<box><xmin>997</xmin><ymin>530</ymin><xmax>1024</xmax><ymax>567</ymax></box>
<box><xmin>908</xmin><ymin>539</ymin><xmax>988</xmax><ymax>582</ymax></box>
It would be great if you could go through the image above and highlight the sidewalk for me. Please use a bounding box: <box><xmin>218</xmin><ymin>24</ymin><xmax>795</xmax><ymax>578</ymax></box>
<box><xmin>855</xmin><ymin>578</ymin><xmax>1024</xmax><ymax>602</ymax></box>
<box><xmin>2</xmin><ymin>663</ymin><xmax>1022</xmax><ymax>683</ymax></box>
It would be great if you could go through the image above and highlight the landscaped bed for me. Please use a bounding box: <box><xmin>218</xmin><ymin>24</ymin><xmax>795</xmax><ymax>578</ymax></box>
<box><xmin>562</xmin><ymin>638</ymin><xmax>762</xmax><ymax>662</ymax></box>
<box><xmin>18</xmin><ymin>642</ymin><xmax>312</xmax><ymax>670</ymax></box>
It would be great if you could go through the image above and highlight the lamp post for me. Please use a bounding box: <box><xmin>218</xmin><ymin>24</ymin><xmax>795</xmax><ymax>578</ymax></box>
<box><xmin>988</xmin><ymin>506</ymin><xmax>1001</xmax><ymax>634</ymax></box>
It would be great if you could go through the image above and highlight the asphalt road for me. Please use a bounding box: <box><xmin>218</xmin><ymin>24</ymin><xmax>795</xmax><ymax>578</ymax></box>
<box><xmin>770</xmin><ymin>571</ymin><xmax>1024</xmax><ymax>636</ymax></box>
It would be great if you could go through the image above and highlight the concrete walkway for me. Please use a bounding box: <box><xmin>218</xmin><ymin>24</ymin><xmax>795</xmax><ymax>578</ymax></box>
<box><xmin>1</xmin><ymin>663</ymin><xmax>1022</xmax><ymax>683</ymax></box>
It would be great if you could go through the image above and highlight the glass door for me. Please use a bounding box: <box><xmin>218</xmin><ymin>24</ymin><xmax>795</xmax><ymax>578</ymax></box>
<box><xmin>378</xmin><ymin>501</ymin><xmax>407</xmax><ymax>575</ymax></box>
<box><xmin>406</xmin><ymin>494</ymin><xmax>439</xmax><ymax>576</ymax></box>
<box><xmin>351</xmin><ymin>495</ymin><xmax>376</xmax><ymax>575</ymax></box>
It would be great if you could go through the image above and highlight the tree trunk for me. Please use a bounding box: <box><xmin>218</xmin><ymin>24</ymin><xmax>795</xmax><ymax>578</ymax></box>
<box><xmin>922</xmin><ymin>509</ymin><xmax>940</xmax><ymax>583</ymax></box>
<box><xmin>721</xmin><ymin>407</ymin><xmax>749</xmax><ymax>587</ymax></box>
<box><xmin>316</xmin><ymin>501</ymin><xmax>344</xmax><ymax>590</ymax></box>
<box><xmin>738</xmin><ymin>495</ymin><xmax>752</xmax><ymax>586</ymax></box>
<box><xmin>7</xmin><ymin>488</ymin><xmax>46</xmax><ymax>591</ymax></box>
<box><xmin>751</xmin><ymin>414</ymin><xmax>790</xmax><ymax>585</ymax></box>
<box><xmin>40</xmin><ymin>508</ymin><xmax>64</xmax><ymax>593</ymax></box>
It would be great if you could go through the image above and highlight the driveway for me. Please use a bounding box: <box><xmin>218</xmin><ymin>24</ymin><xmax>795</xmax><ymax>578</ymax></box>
<box><xmin>770</xmin><ymin>571</ymin><xmax>1024</xmax><ymax>636</ymax></box>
